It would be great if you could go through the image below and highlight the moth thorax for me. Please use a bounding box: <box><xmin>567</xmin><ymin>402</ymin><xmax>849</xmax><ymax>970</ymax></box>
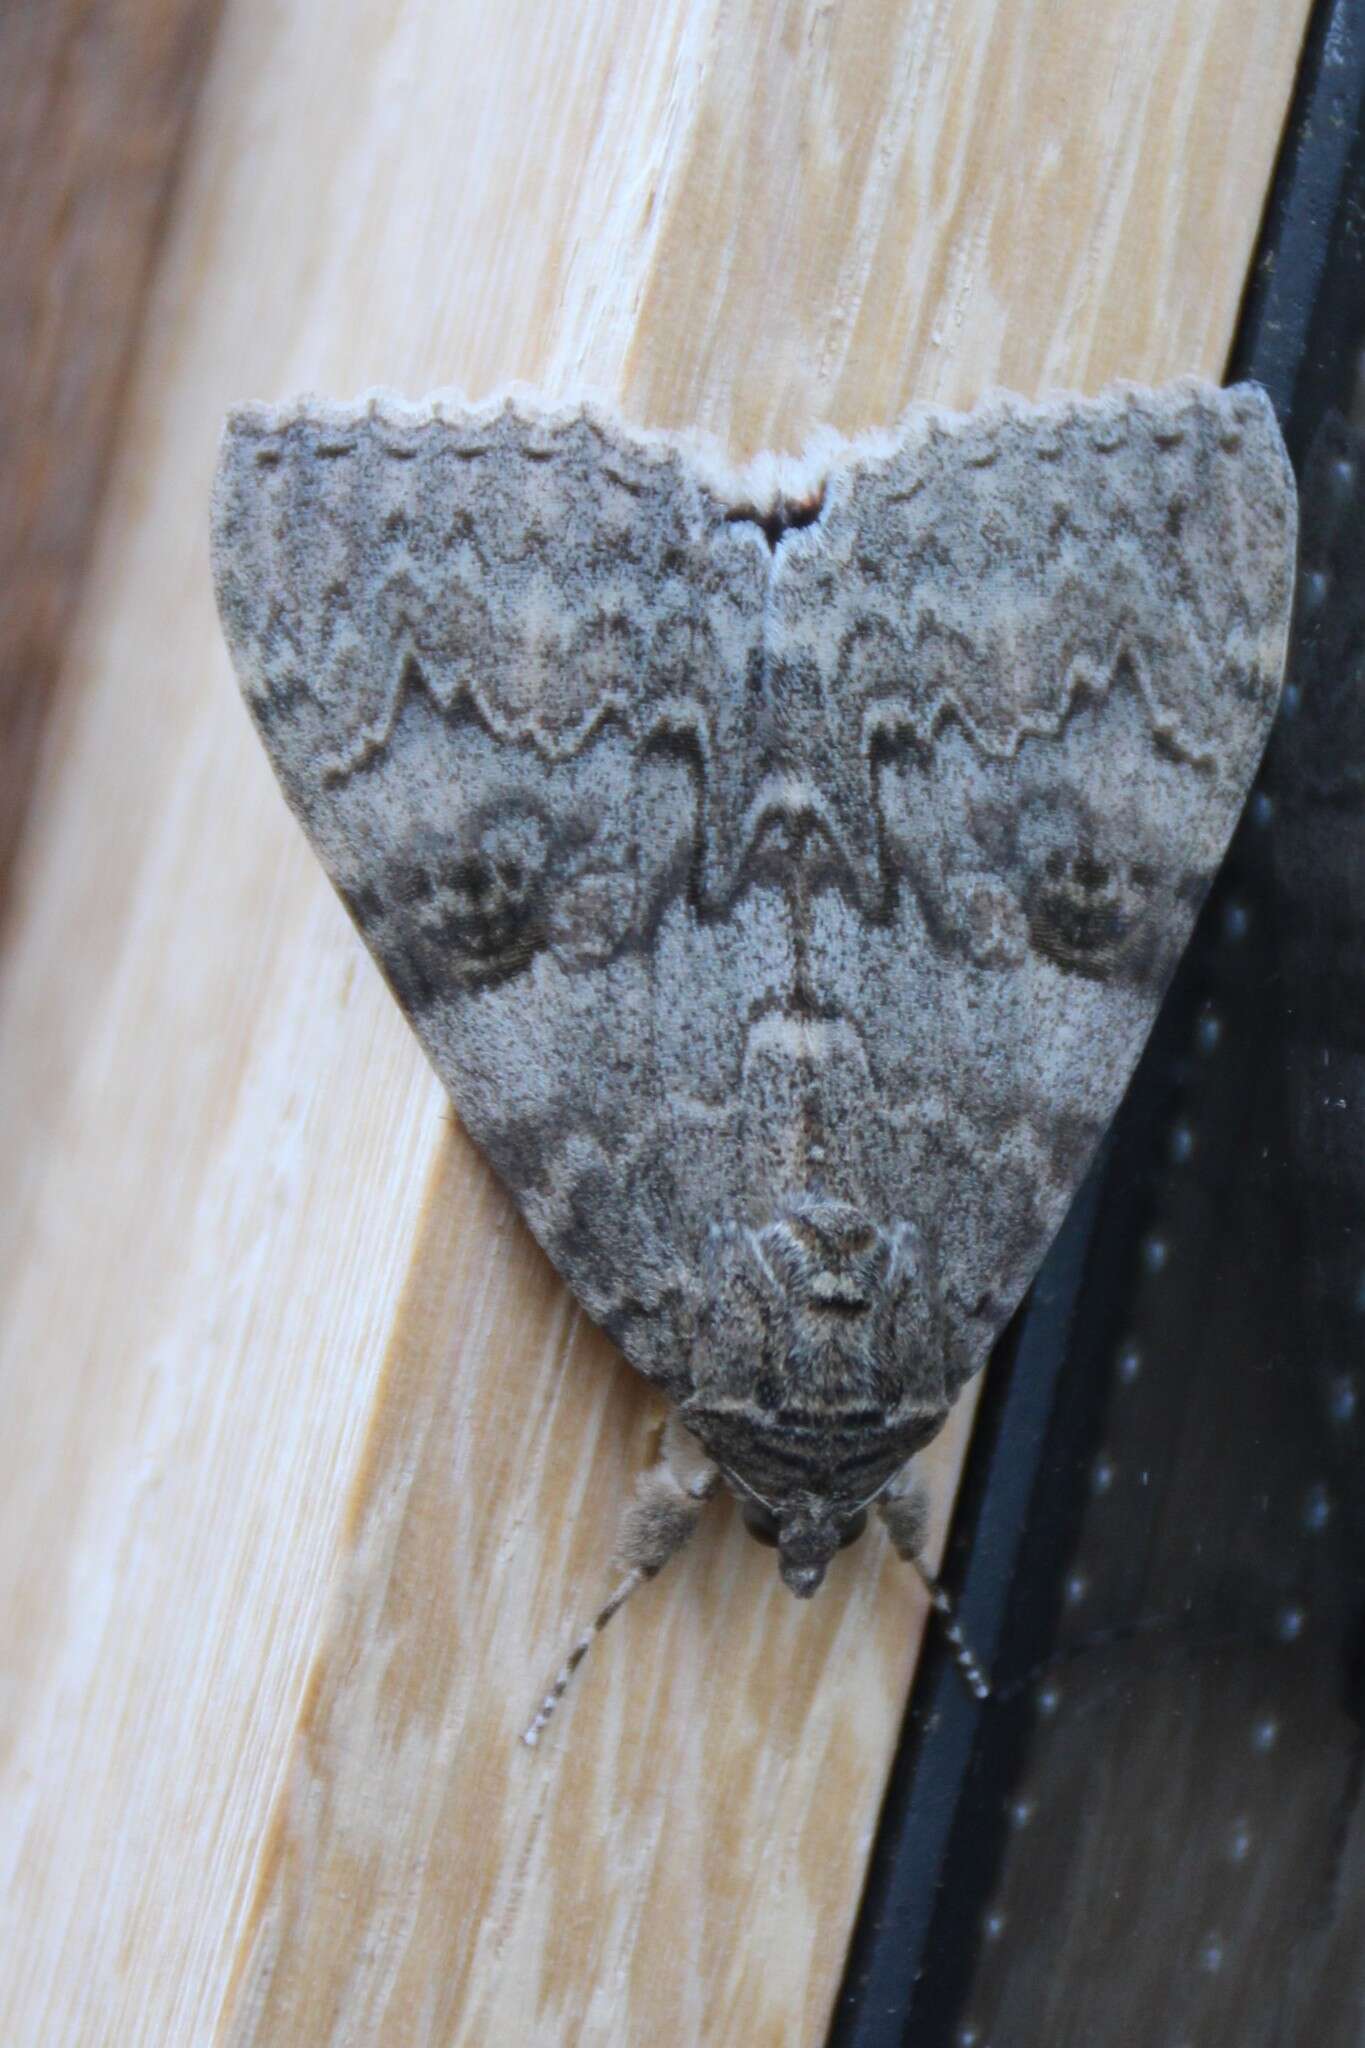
<box><xmin>691</xmin><ymin>1195</ymin><xmax>926</xmax><ymax>1424</ymax></box>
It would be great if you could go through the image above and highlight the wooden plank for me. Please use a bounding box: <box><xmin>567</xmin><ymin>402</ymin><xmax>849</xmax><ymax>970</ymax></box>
<box><xmin>0</xmin><ymin>2</ymin><xmax>1311</xmax><ymax>2044</ymax></box>
<box><xmin>0</xmin><ymin>0</ymin><xmax>224</xmax><ymax>914</ymax></box>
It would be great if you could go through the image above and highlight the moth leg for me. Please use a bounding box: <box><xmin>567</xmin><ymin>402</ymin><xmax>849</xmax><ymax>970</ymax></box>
<box><xmin>878</xmin><ymin>1470</ymin><xmax>991</xmax><ymax>1703</ymax></box>
<box><xmin>522</xmin><ymin>1416</ymin><xmax>720</xmax><ymax>1747</ymax></box>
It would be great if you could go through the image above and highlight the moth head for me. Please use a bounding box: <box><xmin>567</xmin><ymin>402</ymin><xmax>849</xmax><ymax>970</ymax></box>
<box><xmin>682</xmin><ymin>1404</ymin><xmax>949</xmax><ymax>1600</ymax></box>
<box><xmin>711</xmin><ymin>1394</ymin><xmax>948</xmax><ymax>1594</ymax></box>
<box><xmin>734</xmin><ymin>1492</ymin><xmax>867</xmax><ymax>1597</ymax></box>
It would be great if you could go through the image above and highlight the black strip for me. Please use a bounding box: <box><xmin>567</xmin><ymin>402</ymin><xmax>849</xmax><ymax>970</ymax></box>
<box><xmin>831</xmin><ymin>7</ymin><xmax>1365</xmax><ymax>2042</ymax></box>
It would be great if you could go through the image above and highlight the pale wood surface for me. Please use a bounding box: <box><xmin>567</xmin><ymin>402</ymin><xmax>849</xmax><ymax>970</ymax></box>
<box><xmin>0</xmin><ymin>3</ymin><xmax>1310</xmax><ymax>2044</ymax></box>
<box><xmin>0</xmin><ymin>0</ymin><xmax>224</xmax><ymax>913</ymax></box>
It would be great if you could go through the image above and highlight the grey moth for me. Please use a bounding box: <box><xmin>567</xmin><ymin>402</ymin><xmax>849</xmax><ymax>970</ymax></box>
<box><xmin>211</xmin><ymin>380</ymin><xmax>1297</xmax><ymax>1739</ymax></box>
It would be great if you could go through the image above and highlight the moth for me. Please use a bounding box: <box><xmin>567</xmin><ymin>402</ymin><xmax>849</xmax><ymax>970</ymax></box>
<box><xmin>211</xmin><ymin>380</ymin><xmax>1296</xmax><ymax>1741</ymax></box>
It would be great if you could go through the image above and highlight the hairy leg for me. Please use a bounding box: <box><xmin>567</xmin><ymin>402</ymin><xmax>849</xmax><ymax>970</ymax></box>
<box><xmin>522</xmin><ymin>1417</ymin><xmax>720</xmax><ymax>1746</ymax></box>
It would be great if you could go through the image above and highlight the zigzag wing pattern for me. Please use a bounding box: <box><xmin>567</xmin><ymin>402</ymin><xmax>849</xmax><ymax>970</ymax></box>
<box><xmin>212</xmin><ymin>385</ymin><xmax>1295</xmax><ymax>1432</ymax></box>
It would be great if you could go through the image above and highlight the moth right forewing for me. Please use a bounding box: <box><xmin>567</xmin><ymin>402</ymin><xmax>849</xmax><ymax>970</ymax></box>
<box><xmin>766</xmin><ymin>384</ymin><xmax>1296</xmax><ymax>1385</ymax></box>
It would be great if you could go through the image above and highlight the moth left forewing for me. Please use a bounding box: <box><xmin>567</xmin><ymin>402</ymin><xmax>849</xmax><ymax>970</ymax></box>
<box><xmin>211</xmin><ymin>398</ymin><xmax>782</xmax><ymax>1396</ymax></box>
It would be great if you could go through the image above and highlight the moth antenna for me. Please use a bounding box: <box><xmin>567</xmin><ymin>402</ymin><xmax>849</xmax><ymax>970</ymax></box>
<box><xmin>910</xmin><ymin>1557</ymin><xmax>991</xmax><ymax>1702</ymax></box>
<box><xmin>522</xmin><ymin>1420</ymin><xmax>719</xmax><ymax>1748</ymax></box>
<box><xmin>522</xmin><ymin>1566</ymin><xmax>650</xmax><ymax>1746</ymax></box>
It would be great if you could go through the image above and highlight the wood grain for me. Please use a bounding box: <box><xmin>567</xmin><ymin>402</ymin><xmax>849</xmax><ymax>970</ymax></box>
<box><xmin>0</xmin><ymin>0</ymin><xmax>223</xmax><ymax>917</ymax></box>
<box><xmin>0</xmin><ymin>2</ymin><xmax>1311</xmax><ymax>2044</ymax></box>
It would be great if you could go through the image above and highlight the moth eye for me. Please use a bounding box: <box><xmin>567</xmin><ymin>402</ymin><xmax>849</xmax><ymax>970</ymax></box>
<box><xmin>744</xmin><ymin>1503</ymin><xmax>867</xmax><ymax>1551</ymax></box>
<box><xmin>1044</xmin><ymin>848</ymin><xmax>1069</xmax><ymax>879</ymax></box>
<box><xmin>497</xmin><ymin>857</ymin><xmax>524</xmax><ymax>889</ymax></box>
